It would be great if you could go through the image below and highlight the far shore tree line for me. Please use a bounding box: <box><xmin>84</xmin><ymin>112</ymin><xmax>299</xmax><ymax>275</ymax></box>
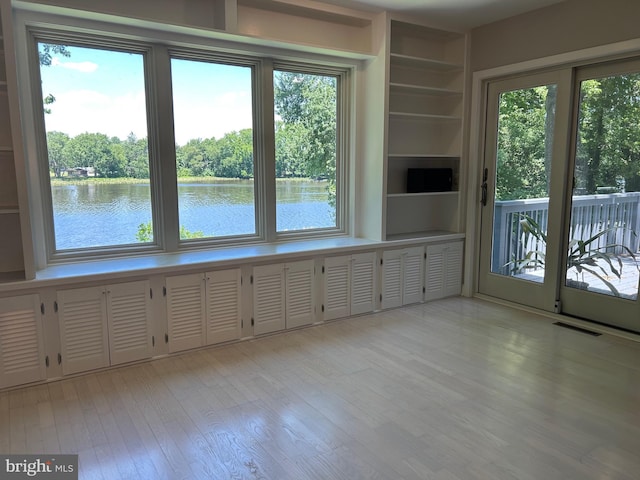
<box><xmin>46</xmin><ymin>72</ymin><xmax>338</xmax><ymax>195</ymax></box>
<box><xmin>47</xmin><ymin>125</ymin><xmax>324</xmax><ymax>181</ymax></box>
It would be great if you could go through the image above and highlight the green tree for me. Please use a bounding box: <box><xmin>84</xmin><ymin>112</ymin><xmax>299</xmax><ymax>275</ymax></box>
<box><xmin>62</xmin><ymin>133</ymin><xmax>125</xmax><ymax>177</ymax></box>
<box><xmin>176</xmin><ymin>138</ymin><xmax>211</xmax><ymax>177</ymax></box>
<box><xmin>122</xmin><ymin>132</ymin><xmax>149</xmax><ymax>178</ymax></box>
<box><xmin>495</xmin><ymin>87</ymin><xmax>549</xmax><ymax>201</ymax></box>
<box><xmin>496</xmin><ymin>74</ymin><xmax>640</xmax><ymax>200</ymax></box>
<box><xmin>576</xmin><ymin>75</ymin><xmax>640</xmax><ymax>193</ymax></box>
<box><xmin>274</xmin><ymin>71</ymin><xmax>337</xmax><ymax>203</ymax></box>
<box><xmin>136</xmin><ymin>222</ymin><xmax>204</xmax><ymax>242</ymax></box>
<box><xmin>46</xmin><ymin>131</ymin><xmax>70</xmax><ymax>177</ymax></box>
<box><xmin>39</xmin><ymin>44</ymin><xmax>71</xmax><ymax>113</ymax></box>
<box><xmin>38</xmin><ymin>44</ymin><xmax>71</xmax><ymax>66</ymax></box>
<box><xmin>275</xmin><ymin>121</ymin><xmax>308</xmax><ymax>177</ymax></box>
<box><xmin>216</xmin><ymin>129</ymin><xmax>254</xmax><ymax>178</ymax></box>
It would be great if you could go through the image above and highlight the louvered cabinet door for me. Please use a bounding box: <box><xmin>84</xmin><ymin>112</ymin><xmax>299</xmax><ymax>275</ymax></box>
<box><xmin>166</xmin><ymin>273</ymin><xmax>206</xmax><ymax>353</ymax></box>
<box><xmin>323</xmin><ymin>255</ymin><xmax>351</xmax><ymax>320</ymax></box>
<box><xmin>443</xmin><ymin>241</ymin><xmax>463</xmax><ymax>298</ymax></box>
<box><xmin>58</xmin><ymin>286</ymin><xmax>109</xmax><ymax>375</ymax></box>
<box><xmin>425</xmin><ymin>242</ymin><xmax>463</xmax><ymax>301</ymax></box>
<box><xmin>253</xmin><ymin>264</ymin><xmax>285</xmax><ymax>335</ymax></box>
<box><xmin>285</xmin><ymin>260</ymin><xmax>315</xmax><ymax>329</ymax></box>
<box><xmin>106</xmin><ymin>281</ymin><xmax>152</xmax><ymax>366</ymax></box>
<box><xmin>403</xmin><ymin>246</ymin><xmax>425</xmax><ymax>305</ymax></box>
<box><xmin>351</xmin><ymin>252</ymin><xmax>376</xmax><ymax>315</ymax></box>
<box><xmin>205</xmin><ymin>269</ymin><xmax>241</xmax><ymax>345</ymax></box>
<box><xmin>0</xmin><ymin>294</ymin><xmax>45</xmax><ymax>388</ymax></box>
<box><xmin>382</xmin><ymin>250</ymin><xmax>403</xmax><ymax>310</ymax></box>
<box><xmin>425</xmin><ymin>244</ymin><xmax>446</xmax><ymax>301</ymax></box>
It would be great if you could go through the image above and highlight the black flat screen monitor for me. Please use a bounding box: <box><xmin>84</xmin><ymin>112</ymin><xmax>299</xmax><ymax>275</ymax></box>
<box><xmin>407</xmin><ymin>168</ymin><xmax>453</xmax><ymax>193</ymax></box>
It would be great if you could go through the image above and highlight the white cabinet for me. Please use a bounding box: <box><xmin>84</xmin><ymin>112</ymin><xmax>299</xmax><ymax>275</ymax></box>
<box><xmin>323</xmin><ymin>252</ymin><xmax>376</xmax><ymax>320</ymax></box>
<box><xmin>425</xmin><ymin>242</ymin><xmax>463</xmax><ymax>301</ymax></box>
<box><xmin>385</xmin><ymin>20</ymin><xmax>466</xmax><ymax>240</ymax></box>
<box><xmin>166</xmin><ymin>273</ymin><xmax>206</xmax><ymax>353</ymax></box>
<box><xmin>0</xmin><ymin>294</ymin><xmax>45</xmax><ymax>388</ymax></box>
<box><xmin>58</xmin><ymin>280</ymin><xmax>152</xmax><ymax>375</ymax></box>
<box><xmin>166</xmin><ymin>269</ymin><xmax>242</xmax><ymax>353</ymax></box>
<box><xmin>58</xmin><ymin>286</ymin><xmax>109</xmax><ymax>375</ymax></box>
<box><xmin>106</xmin><ymin>281</ymin><xmax>154</xmax><ymax>366</ymax></box>
<box><xmin>381</xmin><ymin>246</ymin><xmax>425</xmax><ymax>309</ymax></box>
<box><xmin>285</xmin><ymin>260</ymin><xmax>316</xmax><ymax>329</ymax></box>
<box><xmin>323</xmin><ymin>255</ymin><xmax>351</xmax><ymax>320</ymax></box>
<box><xmin>253</xmin><ymin>260</ymin><xmax>315</xmax><ymax>335</ymax></box>
<box><xmin>206</xmin><ymin>268</ymin><xmax>242</xmax><ymax>344</ymax></box>
<box><xmin>253</xmin><ymin>263</ymin><xmax>286</xmax><ymax>335</ymax></box>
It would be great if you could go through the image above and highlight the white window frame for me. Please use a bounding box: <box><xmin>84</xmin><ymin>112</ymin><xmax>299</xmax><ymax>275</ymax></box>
<box><xmin>167</xmin><ymin>49</ymin><xmax>266</xmax><ymax>247</ymax></box>
<box><xmin>27</xmin><ymin>32</ymin><xmax>164</xmax><ymax>263</ymax></box>
<box><xmin>272</xmin><ymin>62</ymin><xmax>350</xmax><ymax>240</ymax></box>
<box><xmin>14</xmin><ymin>9</ymin><xmax>353</xmax><ymax>268</ymax></box>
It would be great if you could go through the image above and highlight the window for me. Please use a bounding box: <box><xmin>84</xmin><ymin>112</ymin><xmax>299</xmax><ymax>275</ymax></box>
<box><xmin>171</xmin><ymin>57</ymin><xmax>257</xmax><ymax>240</ymax></box>
<box><xmin>28</xmin><ymin>27</ymin><xmax>350</xmax><ymax>264</ymax></box>
<box><xmin>38</xmin><ymin>42</ymin><xmax>152</xmax><ymax>251</ymax></box>
<box><xmin>274</xmin><ymin>69</ymin><xmax>339</xmax><ymax>233</ymax></box>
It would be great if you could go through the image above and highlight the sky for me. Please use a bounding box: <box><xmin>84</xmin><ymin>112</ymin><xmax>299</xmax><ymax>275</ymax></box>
<box><xmin>39</xmin><ymin>45</ymin><xmax>254</xmax><ymax>145</ymax></box>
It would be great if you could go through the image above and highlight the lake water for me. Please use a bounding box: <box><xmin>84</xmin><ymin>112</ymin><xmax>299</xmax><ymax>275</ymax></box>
<box><xmin>51</xmin><ymin>179</ymin><xmax>334</xmax><ymax>249</ymax></box>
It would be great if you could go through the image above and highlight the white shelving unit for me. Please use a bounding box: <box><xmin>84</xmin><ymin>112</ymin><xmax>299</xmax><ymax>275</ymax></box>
<box><xmin>0</xmin><ymin>0</ymin><xmax>34</xmax><ymax>283</ymax></box>
<box><xmin>385</xmin><ymin>20</ymin><xmax>466</xmax><ymax>240</ymax></box>
<box><xmin>0</xmin><ymin>12</ymin><xmax>24</xmax><ymax>282</ymax></box>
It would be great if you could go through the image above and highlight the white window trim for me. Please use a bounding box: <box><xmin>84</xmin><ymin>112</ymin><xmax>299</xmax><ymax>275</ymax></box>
<box><xmin>272</xmin><ymin>61</ymin><xmax>350</xmax><ymax>240</ymax></box>
<box><xmin>13</xmin><ymin>8</ymin><xmax>356</xmax><ymax>269</ymax></box>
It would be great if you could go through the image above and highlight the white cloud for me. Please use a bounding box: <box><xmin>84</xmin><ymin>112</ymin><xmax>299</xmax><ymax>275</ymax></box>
<box><xmin>173</xmin><ymin>90</ymin><xmax>253</xmax><ymax>144</ymax></box>
<box><xmin>44</xmin><ymin>88</ymin><xmax>254</xmax><ymax>144</ymax></box>
<box><xmin>51</xmin><ymin>57</ymin><xmax>99</xmax><ymax>73</ymax></box>
<box><xmin>44</xmin><ymin>89</ymin><xmax>148</xmax><ymax>139</ymax></box>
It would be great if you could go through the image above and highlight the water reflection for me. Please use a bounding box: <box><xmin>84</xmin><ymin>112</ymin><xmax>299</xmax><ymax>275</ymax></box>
<box><xmin>51</xmin><ymin>180</ymin><xmax>333</xmax><ymax>249</ymax></box>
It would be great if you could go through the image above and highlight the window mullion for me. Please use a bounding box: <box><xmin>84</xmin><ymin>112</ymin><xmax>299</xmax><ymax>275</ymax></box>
<box><xmin>149</xmin><ymin>45</ymin><xmax>180</xmax><ymax>252</ymax></box>
<box><xmin>260</xmin><ymin>59</ymin><xmax>277</xmax><ymax>243</ymax></box>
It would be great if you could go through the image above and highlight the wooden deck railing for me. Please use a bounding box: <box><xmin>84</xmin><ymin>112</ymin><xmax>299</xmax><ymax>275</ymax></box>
<box><xmin>492</xmin><ymin>192</ymin><xmax>640</xmax><ymax>274</ymax></box>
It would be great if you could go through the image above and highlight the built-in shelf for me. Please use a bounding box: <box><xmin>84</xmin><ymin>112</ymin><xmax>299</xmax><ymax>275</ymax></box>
<box><xmin>0</xmin><ymin>5</ymin><xmax>27</xmax><ymax>281</ymax></box>
<box><xmin>390</xmin><ymin>53</ymin><xmax>462</xmax><ymax>71</ymax></box>
<box><xmin>387</xmin><ymin>191</ymin><xmax>458</xmax><ymax>198</ymax></box>
<box><xmin>389</xmin><ymin>111</ymin><xmax>460</xmax><ymax>121</ymax></box>
<box><xmin>236</xmin><ymin>0</ymin><xmax>374</xmax><ymax>57</ymax></box>
<box><xmin>389</xmin><ymin>82</ymin><xmax>461</xmax><ymax>96</ymax></box>
<box><xmin>384</xmin><ymin>20</ymin><xmax>465</xmax><ymax>241</ymax></box>
<box><xmin>388</xmin><ymin>153</ymin><xmax>459</xmax><ymax>158</ymax></box>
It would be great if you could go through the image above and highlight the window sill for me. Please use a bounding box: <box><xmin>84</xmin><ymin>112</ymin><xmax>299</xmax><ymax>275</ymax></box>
<box><xmin>0</xmin><ymin>234</ymin><xmax>464</xmax><ymax>293</ymax></box>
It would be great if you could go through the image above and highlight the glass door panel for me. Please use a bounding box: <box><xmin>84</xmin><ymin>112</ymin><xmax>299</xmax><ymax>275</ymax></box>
<box><xmin>561</xmin><ymin>60</ymin><xmax>640</xmax><ymax>333</ymax></box>
<box><xmin>491</xmin><ymin>84</ymin><xmax>556</xmax><ymax>283</ymax></box>
<box><xmin>478</xmin><ymin>70</ymin><xmax>572</xmax><ymax>311</ymax></box>
<box><xmin>566</xmin><ymin>72</ymin><xmax>640</xmax><ymax>300</ymax></box>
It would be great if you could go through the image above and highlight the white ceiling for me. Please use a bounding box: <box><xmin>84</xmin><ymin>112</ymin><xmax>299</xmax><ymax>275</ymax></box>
<box><xmin>316</xmin><ymin>0</ymin><xmax>568</xmax><ymax>30</ymax></box>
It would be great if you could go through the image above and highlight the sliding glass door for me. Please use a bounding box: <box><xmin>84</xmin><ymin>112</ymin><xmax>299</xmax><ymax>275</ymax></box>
<box><xmin>479</xmin><ymin>59</ymin><xmax>640</xmax><ymax>333</ymax></box>
<box><xmin>560</xmin><ymin>60</ymin><xmax>640</xmax><ymax>331</ymax></box>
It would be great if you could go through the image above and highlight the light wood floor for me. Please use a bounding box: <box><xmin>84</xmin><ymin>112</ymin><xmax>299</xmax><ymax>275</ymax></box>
<box><xmin>2</xmin><ymin>297</ymin><xmax>640</xmax><ymax>479</ymax></box>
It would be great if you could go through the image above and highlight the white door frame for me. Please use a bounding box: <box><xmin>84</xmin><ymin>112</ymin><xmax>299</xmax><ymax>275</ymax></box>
<box><xmin>464</xmin><ymin>37</ymin><xmax>640</xmax><ymax>300</ymax></box>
